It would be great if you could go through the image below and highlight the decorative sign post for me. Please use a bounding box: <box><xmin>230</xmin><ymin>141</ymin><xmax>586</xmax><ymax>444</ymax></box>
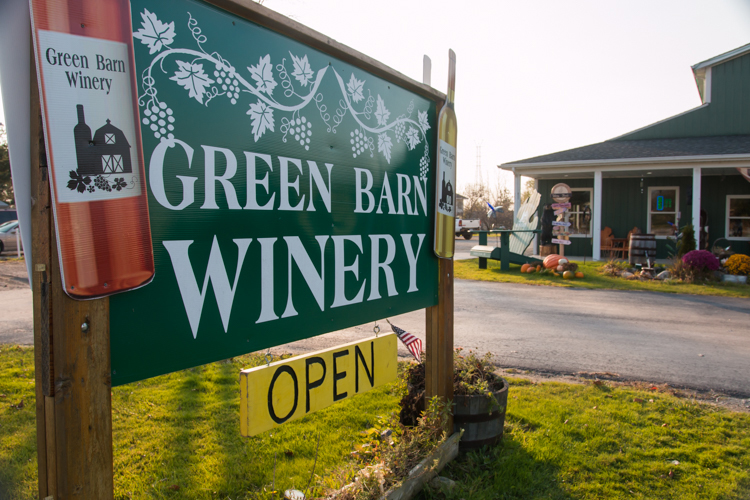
<box><xmin>550</xmin><ymin>183</ymin><xmax>572</xmax><ymax>255</ymax></box>
<box><xmin>20</xmin><ymin>0</ymin><xmax>455</xmax><ymax>497</ymax></box>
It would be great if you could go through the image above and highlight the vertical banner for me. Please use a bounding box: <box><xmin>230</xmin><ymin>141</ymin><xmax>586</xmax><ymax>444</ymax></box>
<box><xmin>30</xmin><ymin>0</ymin><xmax>154</xmax><ymax>299</ymax></box>
<box><xmin>434</xmin><ymin>50</ymin><xmax>457</xmax><ymax>259</ymax></box>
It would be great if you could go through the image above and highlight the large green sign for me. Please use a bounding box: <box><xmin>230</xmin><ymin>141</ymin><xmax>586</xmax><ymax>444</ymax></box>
<box><xmin>110</xmin><ymin>0</ymin><xmax>439</xmax><ymax>385</ymax></box>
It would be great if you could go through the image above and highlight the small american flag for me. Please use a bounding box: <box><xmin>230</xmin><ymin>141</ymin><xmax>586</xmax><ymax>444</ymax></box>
<box><xmin>387</xmin><ymin>320</ymin><xmax>423</xmax><ymax>361</ymax></box>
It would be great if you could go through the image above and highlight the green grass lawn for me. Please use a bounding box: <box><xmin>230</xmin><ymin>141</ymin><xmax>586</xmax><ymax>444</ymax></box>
<box><xmin>2</xmin><ymin>345</ymin><xmax>749</xmax><ymax>499</ymax></box>
<box><xmin>455</xmin><ymin>259</ymin><xmax>750</xmax><ymax>298</ymax></box>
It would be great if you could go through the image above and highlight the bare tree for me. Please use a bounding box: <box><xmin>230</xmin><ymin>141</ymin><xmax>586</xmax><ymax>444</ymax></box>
<box><xmin>460</xmin><ymin>178</ymin><xmax>514</xmax><ymax>230</ymax></box>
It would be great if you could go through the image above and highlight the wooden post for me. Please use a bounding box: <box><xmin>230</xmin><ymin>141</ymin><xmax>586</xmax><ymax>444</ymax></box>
<box><xmin>30</xmin><ymin>48</ymin><xmax>52</xmax><ymax>500</ymax></box>
<box><xmin>31</xmin><ymin>55</ymin><xmax>115</xmax><ymax>500</ymax></box>
<box><xmin>425</xmin><ymin>257</ymin><xmax>454</xmax><ymax>433</ymax></box>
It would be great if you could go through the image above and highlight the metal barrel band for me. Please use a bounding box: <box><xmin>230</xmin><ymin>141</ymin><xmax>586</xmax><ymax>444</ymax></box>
<box><xmin>453</xmin><ymin>410</ymin><xmax>505</xmax><ymax>424</ymax></box>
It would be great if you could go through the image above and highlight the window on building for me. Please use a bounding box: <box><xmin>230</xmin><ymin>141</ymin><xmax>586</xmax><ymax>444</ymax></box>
<box><xmin>727</xmin><ymin>195</ymin><xmax>750</xmax><ymax>240</ymax></box>
<box><xmin>105</xmin><ymin>133</ymin><xmax>116</xmax><ymax>144</ymax></box>
<box><xmin>648</xmin><ymin>186</ymin><xmax>679</xmax><ymax>236</ymax></box>
<box><xmin>567</xmin><ymin>188</ymin><xmax>592</xmax><ymax>237</ymax></box>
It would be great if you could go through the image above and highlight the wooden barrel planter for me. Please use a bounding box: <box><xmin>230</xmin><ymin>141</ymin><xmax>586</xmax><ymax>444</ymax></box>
<box><xmin>452</xmin><ymin>378</ymin><xmax>508</xmax><ymax>450</ymax></box>
<box><xmin>629</xmin><ymin>233</ymin><xmax>657</xmax><ymax>265</ymax></box>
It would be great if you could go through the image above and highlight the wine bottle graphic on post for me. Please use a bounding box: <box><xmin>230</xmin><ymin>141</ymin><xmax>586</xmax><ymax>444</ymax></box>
<box><xmin>30</xmin><ymin>0</ymin><xmax>154</xmax><ymax>299</ymax></box>
<box><xmin>434</xmin><ymin>50</ymin><xmax>458</xmax><ymax>259</ymax></box>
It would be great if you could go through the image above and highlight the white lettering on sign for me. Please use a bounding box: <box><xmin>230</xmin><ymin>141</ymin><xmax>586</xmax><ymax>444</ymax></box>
<box><xmin>163</xmin><ymin>233</ymin><xmax>426</xmax><ymax>338</ymax></box>
<box><xmin>149</xmin><ymin>139</ymin><xmax>426</xmax><ymax>216</ymax></box>
<box><xmin>552</xmin><ymin>221</ymin><xmax>571</xmax><ymax>227</ymax></box>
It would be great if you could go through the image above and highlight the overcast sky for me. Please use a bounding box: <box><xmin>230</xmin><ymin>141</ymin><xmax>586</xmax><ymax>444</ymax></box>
<box><xmin>2</xmin><ymin>0</ymin><xmax>750</xmax><ymax>193</ymax></box>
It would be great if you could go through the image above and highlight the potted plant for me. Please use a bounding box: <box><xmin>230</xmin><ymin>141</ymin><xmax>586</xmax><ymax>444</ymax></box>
<box><xmin>400</xmin><ymin>349</ymin><xmax>507</xmax><ymax>451</ymax></box>
<box><xmin>723</xmin><ymin>254</ymin><xmax>750</xmax><ymax>284</ymax></box>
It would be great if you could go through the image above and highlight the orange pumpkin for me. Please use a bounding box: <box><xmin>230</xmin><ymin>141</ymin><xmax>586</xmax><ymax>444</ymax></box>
<box><xmin>521</xmin><ymin>264</ymin><xmax>530</xmax><ymax>273</ymax></box>
<box><xmin>526</xmin><ymin>267</ymin><xmax>536</xmax><ymax>273</ymax></box>
<box><xmin>543</xmin><ymin>254</ymin><xmax>568</xmax><ymax>269</ymax></box>
<box><xmin>536</xmin><ymin>265</ymin><xmax>542</xmax><ymax>272</ymax></box>
<box><xmin>575</xmin><ymin>271</ymin><xmax>584</xmax><ymax>279</ymax></box>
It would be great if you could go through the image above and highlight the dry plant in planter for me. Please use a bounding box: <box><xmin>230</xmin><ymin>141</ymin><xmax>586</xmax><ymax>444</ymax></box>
<box><xmin>322</xmin><ymin>397</ymin><xmax>451</xmax><ymax>500</ymax></box>
<box><xmin>401</xmin><ymin>350</ymin><xmax>507</xmax><ymax>450</ymax></box>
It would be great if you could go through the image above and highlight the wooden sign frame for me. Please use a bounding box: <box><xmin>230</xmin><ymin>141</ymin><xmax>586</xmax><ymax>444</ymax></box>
<box><xmin>29</xmin><ymin>1</ymin><xmax>453</xmax><ymax>498</ymax></box>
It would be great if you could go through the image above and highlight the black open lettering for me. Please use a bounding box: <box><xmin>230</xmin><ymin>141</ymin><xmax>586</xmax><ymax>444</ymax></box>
<box><xmin>355</xmin><ymin>342</ymin><xmax>375</xmax><ymax>392</ymax></box>
<box><xmin>267</xmin><ymin>365</ymin><xmax>298</xmax><ymax>424</ymax></box>
<box><xmin>306</xmin><ymin>356</ymin><xmax>326</xmax><ymax>413</ymax></box>
<box><xmin>333</xmin><ymin>350</ymin><xmax>349</xmax><ymax>401</ymax></box>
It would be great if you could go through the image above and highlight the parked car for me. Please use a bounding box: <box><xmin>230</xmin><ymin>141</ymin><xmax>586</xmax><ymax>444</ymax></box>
<box><xmin>455</xmin><ymin>219</ymin><xmax>481</xmax><ymax>239</ymax></box>
<box><xmin>0</xmin><ymin>220</ymin><xmax>20</xmax><ymax>254</ymax></box>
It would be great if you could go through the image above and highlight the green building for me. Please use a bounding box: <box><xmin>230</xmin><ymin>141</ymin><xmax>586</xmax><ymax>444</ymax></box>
<box><xmin>500</xmin><ymin>43</ymin><xmax>750</xmax><ymax>260</ymax></box>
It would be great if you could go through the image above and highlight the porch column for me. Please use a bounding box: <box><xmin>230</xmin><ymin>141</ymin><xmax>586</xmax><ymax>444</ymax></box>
<box><xmin>593</xmin><ymin>170</ymin><xmax>603</xmax><ymax>260</ymax></box>
<box><xmin>692</xmin><ymin>167</ymin><xmax>702</xmax><ymax>247</ymax></box>
<box><xmin>533</xmin><ymin>178</ymin><xmax>539</xmax><ymax>254</ymax></box>
<box><xmin>514</xmin><ymin>171</ymin><xmax>521</xmax><ymax>223</ymax></box>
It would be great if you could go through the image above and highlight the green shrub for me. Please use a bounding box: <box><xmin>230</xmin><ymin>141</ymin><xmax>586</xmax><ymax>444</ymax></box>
<box><xmin>677</xmin><ymin>224</ymin><xmax>696</xmax><ymax>257</ymax></box>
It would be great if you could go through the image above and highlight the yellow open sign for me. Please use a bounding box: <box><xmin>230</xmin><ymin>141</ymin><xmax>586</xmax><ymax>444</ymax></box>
<box><xmin>240</xmin><ymin>334</ymin><xmax>398</xmax><ymax>436</ymax></box>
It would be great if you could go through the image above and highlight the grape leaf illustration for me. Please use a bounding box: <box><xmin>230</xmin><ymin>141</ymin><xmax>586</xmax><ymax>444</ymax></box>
<box><xmin>248</xmin><ymin>55</ymin><xmax>277</xmax><ymax>95</ymax></box>
<box><xmin>247</xmin><ymin>100</ymin><xmax>275</xmax><ymax>141</ymax></box>
<box><xmin>67</xmin><ymin>170</ymin><xmax>91</xmax><ymax>193</ymax></box>
<box><xmin>170</xmin><ymin>61</ymin><xmax>215</xmax><ymax>104</ymax></box>
<box><xmin>378</xmin><ymin>133</ymin><xmax>393</xmax><ymax>164</ymax></box>
<box><xmin>347</xmin><ymin>74</ymin><xmax>365</xmax><ymax>103</ymax></box>
<box><xmin>290</xmin><ymin>53</ymin><xmax>313</xmax><ymax>87</ymax></box>
<box><xmin>405</xmin><ymin>127</ymin><xmax>420</xmax><ymax>150</ymax></box>
<box><xmin>375</xmin><ymin>95</ymin><xmax>390</xmax><ymax>126</ymax></box>
<box><xmin>133</xmin><ymin>9</ymin><xmax>175</xmax><ymax>55</ymax></box>
<box><xmin>418</xmin><ymin>110</ymin><xmax>431</xmax><ymax>132</ymax></box>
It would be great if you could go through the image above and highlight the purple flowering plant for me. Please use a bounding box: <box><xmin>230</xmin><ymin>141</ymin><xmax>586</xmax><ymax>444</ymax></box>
<box><xmin>682</xmin><ymin>250</ymin><xmax>720</xmax><ymax>271</ymax></box>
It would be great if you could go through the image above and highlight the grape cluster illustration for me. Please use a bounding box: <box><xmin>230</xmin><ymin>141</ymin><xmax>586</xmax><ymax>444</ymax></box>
<box><xmin>419</xmin><ymin>154</ymin><xmax>429</xmax><ymax>181</ymax></box>
<box><xmin>215</xmin><ymin>64</ymin><xmax>240</xmax><ymax>104</ymax></box>
<box><xmin>351</xmin><ymin>129</ymin><xmax>369</xmax><ymax>158</ymax></box>
<box><xmin>394</xmin><ymin>120</ymin><xmax>405</xmax><ymax>143</ymax></box>
<box><xmin>94</xmin><ymin>175</ymin><xmax>113</xmax><ymax>192</ymax></box>
<box><xmin>141</xmin><ymin>101</ymin><xmax>175</xmax><ymax>140</ymax></box>
<box><xmin>290</xmin><ymin>116</ymin><xmax>312</xmax><ymax>151</ymax></box>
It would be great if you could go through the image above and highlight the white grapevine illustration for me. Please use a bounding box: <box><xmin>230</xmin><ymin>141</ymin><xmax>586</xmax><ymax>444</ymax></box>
<box><xmin>134</xmin><ymin>9</ymin><xmax>431</xmax><ymax>178</ymax></box>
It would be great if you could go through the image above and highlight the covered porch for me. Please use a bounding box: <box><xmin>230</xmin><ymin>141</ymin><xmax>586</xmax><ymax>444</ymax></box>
<box><xmin>501</xmin><ymin>142</ymin><xmax>750</xmax><ymax>260</ymax></box>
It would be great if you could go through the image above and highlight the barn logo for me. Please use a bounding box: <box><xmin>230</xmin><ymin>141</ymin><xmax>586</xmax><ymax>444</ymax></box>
<box><xmin>68</xmin><ymin>104</ymin><xmax>136</xmax><ymax>194</ymax></box>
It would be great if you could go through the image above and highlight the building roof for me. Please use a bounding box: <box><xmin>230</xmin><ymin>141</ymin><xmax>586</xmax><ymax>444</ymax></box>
<box><xmin>692</xmin><ymin>42</ymin><xmax>750</xmax><ymax>72</ymax></box>
<box><xmin>503</xmin><ymin>135</ymin><xmax>750</xmax><ymax>167</ymax></box>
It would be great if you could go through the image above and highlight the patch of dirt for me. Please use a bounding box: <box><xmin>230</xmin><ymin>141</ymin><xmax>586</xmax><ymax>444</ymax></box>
<box><xmin>0</xmin><ymin>260</ymin><xmax>30</xmax><ymax>290</ymax></box>
<box><xmin>495</xmin><ymin>366</ymin><xmax>750</xmax><ymax>414</ymax></box>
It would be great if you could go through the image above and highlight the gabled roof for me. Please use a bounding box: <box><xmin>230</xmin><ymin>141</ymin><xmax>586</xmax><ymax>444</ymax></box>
<box><xmin>692</xmin><ymin>42</ymin><xmax>750</xmax><ymax>72</ymax></box>
<box><xmin>503</xmin><ymin>135</ymin><xmax>750</xmax><ymax>167</ymax></box>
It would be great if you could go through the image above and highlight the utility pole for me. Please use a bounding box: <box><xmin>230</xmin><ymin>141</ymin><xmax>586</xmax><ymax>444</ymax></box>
<box><xmin>475</xmin><ymin>143</ymin><xmax>482</xmax><ymax>185</ymax></box>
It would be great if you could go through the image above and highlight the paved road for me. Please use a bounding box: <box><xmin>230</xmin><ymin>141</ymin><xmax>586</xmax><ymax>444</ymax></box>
<box><xmin>0</xmin><ymin>288</ymin><xmax>33</xmax><ymax>345</ymax></box>
<box><xmin>279</xmin><ymin>281</ymin><xmax>750</xmax><ymax>397</ymax></box>
<box><xmin>2</xmin><ymin>258</ymin><xmax>749</xmax><ymax>396</ymax></box>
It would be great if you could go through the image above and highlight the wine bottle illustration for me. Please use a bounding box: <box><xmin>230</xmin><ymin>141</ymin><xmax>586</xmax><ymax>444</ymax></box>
<box><xmin>434</xmin><ymin>50</ymin><xmax>458</xmax><ymax>259</ymax></box>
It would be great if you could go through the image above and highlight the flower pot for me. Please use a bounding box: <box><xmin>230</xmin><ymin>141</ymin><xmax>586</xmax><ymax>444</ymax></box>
<box><xmin>452</xmin><ymin>378</ymin><xmax>508</xmax><ymax>450</ymax></box>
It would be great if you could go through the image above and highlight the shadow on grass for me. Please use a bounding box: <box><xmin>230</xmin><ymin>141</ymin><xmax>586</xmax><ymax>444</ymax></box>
<box><xmin>421</xmin><ymin>434</ymin><xmax>573</xmax><ymax>500</ymax></box>
<box><xmin>0</xmin><ymin>420</ymin><xmax>37</xmax><ymax>500</ymax></box>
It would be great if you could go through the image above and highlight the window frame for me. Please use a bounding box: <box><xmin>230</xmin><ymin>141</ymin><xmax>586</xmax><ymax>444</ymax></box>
<box><xmin>726</xmin><ymin>194</ymin><xmax>750</xmax><ymax>241</ymax></box>
<box><xmin>567</xmin><ymin>187</ymin><xmax>593</xmax><ymax>238</ymax></box>
<box><xmin>647</xmin><ymin>186</ymin><xmax>679</xmax><ymax>238</ymax></box>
